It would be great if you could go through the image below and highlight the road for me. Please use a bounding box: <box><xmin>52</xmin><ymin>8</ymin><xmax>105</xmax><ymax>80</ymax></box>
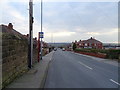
<box><xmin>44</xmin><ymin>49</ymin><xmax>119</xmax><ymax>88</ymax></box>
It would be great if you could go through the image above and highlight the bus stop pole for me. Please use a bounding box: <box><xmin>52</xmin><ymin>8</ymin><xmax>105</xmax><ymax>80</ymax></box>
<box><xmin>40</xmin><ymin>0</ymin><xmax>43</xmax><ymax>60</ymax></box>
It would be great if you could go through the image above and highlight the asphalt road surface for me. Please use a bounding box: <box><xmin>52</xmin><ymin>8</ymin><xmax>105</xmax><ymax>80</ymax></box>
<box><xmin>44</xmin><ymin>49</ymin><xmax>119</xmax><ymax>88</ymax></box>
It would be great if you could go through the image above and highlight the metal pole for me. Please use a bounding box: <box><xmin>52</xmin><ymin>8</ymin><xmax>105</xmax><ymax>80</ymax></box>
<box><xmin>40</xmin><ymin>0</ymin><xmax>43</xmax><ymax>60</ymax></box>
<box><xmin>38</xmin><ymin>32</ymin><xmax>40</xmax><ymax>62</ymax></box>
<box><xmin>28</xmin><ymin>0</ymin><xmax>33</xmax><ymax>68</ymax></box>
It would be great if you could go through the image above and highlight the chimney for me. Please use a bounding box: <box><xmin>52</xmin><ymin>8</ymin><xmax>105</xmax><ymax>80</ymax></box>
<box><xmin>27</xmin><ymin>34</ymin><xmax>29</xmax><ymax>37</ymax></box>
<box><xmin>35</xmin><ymin>37</ymin><xmax>37</xmax><ymax>40</ymax></box>
<box><xmin>8</xmin><ymin>23</ymin><xmax>13</xmax><ymax>30</ymax></box>
<box><xmin>75</xmin><ymin>40</ymin><xmax>77</xmax><ymax>43</ymax></box>
<box><xmin>90</xmin><ymin>37</ymin><xmax>93</xmax><ymax>39</ymax></box>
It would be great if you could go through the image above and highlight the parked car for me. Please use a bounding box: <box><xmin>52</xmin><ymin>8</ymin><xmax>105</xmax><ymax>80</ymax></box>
<box><xmin>54</xmin><ymin>48</ymin><xmax>57</xmax><ymax>51</ymax></box>
<box><xmin>62</xmin><ymin>48</ymin><xmax>65</xmax><ymax>51</ymax></box>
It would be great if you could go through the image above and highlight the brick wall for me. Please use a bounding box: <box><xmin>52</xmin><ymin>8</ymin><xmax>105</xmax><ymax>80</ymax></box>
<box><xmin>2</xmin><ymin>32</ymin><xmax>37</xmax><ymax>88</ymax></box>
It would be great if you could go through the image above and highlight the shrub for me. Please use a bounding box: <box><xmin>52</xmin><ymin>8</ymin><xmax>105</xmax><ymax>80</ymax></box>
<box><xmin>106</xmin><ymin>49</ymin><xmax>120</xmax><ymax>59</ymax></box>
<box><xmin>73</xmin><ymin>43</ymin><xmax>77</xmax><ymax>51</ymax></box>
<box><xmin>75</xmin><ymin>48</ymin><xmax>120</xmax><ymax>60</ymax></box>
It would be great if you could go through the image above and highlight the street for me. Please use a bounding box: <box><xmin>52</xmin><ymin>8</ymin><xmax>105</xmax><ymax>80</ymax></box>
<box><xmin>45</xmin><ymin>49</ymin><xmax>119</xmax><ymax>88</ymax></box>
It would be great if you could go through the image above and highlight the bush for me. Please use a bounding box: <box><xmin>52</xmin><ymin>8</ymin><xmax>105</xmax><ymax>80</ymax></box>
<box><xmin>73</xmin><ymin>43</ymin><xmax>77</xmax><ymax>51</ymax></box>
<box><xmin>106</xmin><ymin>49</ymin><xmax>120</xmax><ymax>59</ymax></box>
<box><xmin>75</xmin><ymin>48</ymin><xmax>120</xmax><ymax>59</ymax></box>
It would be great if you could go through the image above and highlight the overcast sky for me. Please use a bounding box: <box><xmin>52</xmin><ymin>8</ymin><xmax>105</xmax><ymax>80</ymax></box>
<box><xmin>0</xmin><ymin>0</ymin><xmax>118</xmax><ymax>43</ymax></box>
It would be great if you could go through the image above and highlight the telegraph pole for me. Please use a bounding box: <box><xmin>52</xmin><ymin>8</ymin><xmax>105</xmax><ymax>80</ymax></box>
<box><xmin>40</xmin><ymin>0</ymin><xmax>43</xmax><ymax>60</ymax></box>
<box><xmin>28</xmin><ymin>0</ymin><xmax>34</xmax><ymax>68</ymax></box>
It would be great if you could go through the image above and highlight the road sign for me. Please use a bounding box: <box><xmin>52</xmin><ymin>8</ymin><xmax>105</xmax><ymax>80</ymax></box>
<box><xmin>39</xmin><ymin>32</ymin><xmax>44</xmax><ymax>38</ymax></box>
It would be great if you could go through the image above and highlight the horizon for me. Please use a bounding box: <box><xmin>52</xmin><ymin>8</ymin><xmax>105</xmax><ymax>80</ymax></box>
<box><xmin>1</xmin><ymin>23</ymin><xmax>119</xmax><ymax>44</ymax></box>
<box><xmin>47</xmin><ymin>42</ymin><xmax>119</xmax><ymax>44</ymax></box>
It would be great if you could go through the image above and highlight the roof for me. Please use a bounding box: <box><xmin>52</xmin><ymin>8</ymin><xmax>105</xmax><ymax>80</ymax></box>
<box><xmin>0</xmin><ymin>24</ymin><xmax>27</xmax><ymax>39</ymax></box>
<box><xmin>87</xmin><ymin>38</ymin><xmax>102</xmax><ymax>44</ymax></box>
<box><xmin>78</xmin><ymin>37</ymin><xmax>102</xmax><ymax>44</ymax></box>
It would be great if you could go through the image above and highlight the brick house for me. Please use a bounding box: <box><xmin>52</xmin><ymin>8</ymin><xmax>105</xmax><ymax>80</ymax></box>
<box><xmin>75</xmin><ymin>37</ymin><xmax>103</xmax><ymax>49</ymax></box>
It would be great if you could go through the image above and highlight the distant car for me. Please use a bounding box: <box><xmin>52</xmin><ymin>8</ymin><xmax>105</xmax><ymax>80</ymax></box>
<box><xmin>54</xmin><ymin>48</ymin><xmax>57</xmax><ymax>51</ymax></box>
<box><xmin>62</xmin><ymin>48</ymin><xmax>65</xmax><ymax>51</ymax></box>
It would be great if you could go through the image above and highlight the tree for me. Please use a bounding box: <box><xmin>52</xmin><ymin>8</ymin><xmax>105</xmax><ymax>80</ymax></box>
<box><xmin>73</xmin><ymin>43</ymin><xmax>77</xmax><ymax>51</ymax></box>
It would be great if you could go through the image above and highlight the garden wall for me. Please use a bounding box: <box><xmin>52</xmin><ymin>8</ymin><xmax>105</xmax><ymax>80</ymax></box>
<box><xmin>2</xmin><ymin>26</ymin><xmax>37</xmax><ymax>88</ymax></box>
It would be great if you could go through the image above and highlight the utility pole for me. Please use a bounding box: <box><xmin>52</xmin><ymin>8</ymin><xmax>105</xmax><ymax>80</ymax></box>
<box><xmin>40</xmin><ymin>0</ymin><xmax>43</xmax><ymax>60</ymax></box>
<box><xmin>28</xmin><ymin>0</ymin><xmax>34</xmax><ymax>68</ymax></box>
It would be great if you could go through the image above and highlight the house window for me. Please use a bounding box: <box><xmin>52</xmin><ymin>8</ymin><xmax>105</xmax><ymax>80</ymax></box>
<box><xmin>85</xmin><ymin>43</ymin><xmax>87</xmax><ymax>46</ymax></box>
<box><xmin>87</xmin><ymin>43</ymin><xmax>89</xmax><ymax>46</ymax></box>
<box><xmin>94</xmin><ymin>43</ymin><xmax>96</xmax><ymax>46</ymax></box>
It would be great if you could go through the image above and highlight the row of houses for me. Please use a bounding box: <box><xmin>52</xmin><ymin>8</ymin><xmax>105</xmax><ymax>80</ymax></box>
<box><xmin>23</xmin><ymin>34</ymin><xmax>48</xmax><ymax>48</ymax></box>
<box><xmin>69</xmin><ymin>37</ymin><xmax>120</xmax><ymax>50</ymax></box>
<box><xmin>72</xmin><ymin>37</ymin><xmax>103</xmax><ymax>49</ymax></box>
<box><xmin>1</xmin><ymin>23</ymin><xmax>49</xmax><ymax>49</ymax></box>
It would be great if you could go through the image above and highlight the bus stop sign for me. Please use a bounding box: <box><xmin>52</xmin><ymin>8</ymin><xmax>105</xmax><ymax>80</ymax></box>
<box><xmin>39</xmin><ymin>32</ymin><xmax>44</xmax><ymax>38</ymax></box>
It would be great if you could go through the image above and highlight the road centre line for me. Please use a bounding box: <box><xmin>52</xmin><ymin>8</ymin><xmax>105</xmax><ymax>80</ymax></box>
<box><xmin>110</xmin><ymin>79</ymin><xmax>120</xmax><ymax>86</ymax></box>
<box><xmin>78</xmin><ymin>61</ymin><xmax>93</xmax><ymax>70</ymax></box>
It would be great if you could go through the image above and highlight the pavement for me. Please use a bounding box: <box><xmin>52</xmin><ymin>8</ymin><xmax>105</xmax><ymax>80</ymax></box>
<box><xmin>45</xmin><ymin>49</ymin><xmax>119</xmax><ymax>88</ymax></box>
<box><xmin>5</xmin><ymin>51</ymin><xmax>54</xmax><ymax>88</ymax></box>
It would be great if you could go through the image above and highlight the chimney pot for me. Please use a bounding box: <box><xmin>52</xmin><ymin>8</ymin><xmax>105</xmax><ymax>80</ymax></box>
<box><xmin>8</xmin><ymin>23</ymin><xmax>13</xmax><ymax>30</ymax></box>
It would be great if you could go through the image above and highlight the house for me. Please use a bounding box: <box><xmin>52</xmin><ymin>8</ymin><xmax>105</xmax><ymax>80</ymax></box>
<box><xmin>1</xmin><ymin>23</ymin><xmax>26</xmax><ymax>39</ymax></box>
<box><xmin>75</xmin><ymin>37</ymin><xmax>103</xmax><ymax>49</ymax></box>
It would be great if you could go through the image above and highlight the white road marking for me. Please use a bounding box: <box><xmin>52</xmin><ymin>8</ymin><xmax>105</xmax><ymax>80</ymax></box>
<box><xmin>78</xmin><ymin>61</ymin><xmax>93</xmax><ymax>70</ymax></box>
<box><xmin>72</xmin><ymin>52</ymin><xmax>82</xmax><ymax>56</ymax></box>
<box><xmin>110</xmin><ymin>79</ymin><xmax>120</xmax><ymax>86</ymax></box>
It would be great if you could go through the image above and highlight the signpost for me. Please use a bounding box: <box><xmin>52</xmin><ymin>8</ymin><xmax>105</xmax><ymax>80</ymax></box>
<box><xmin>38</xmin><ymin>0</ymin><xmax>43</xmax><ymax>62</ymax></box>
<box><xmin>38</xmin><ymin>32</ymin><xmax>44</xmax><ymax>62</ymax></box>
<box><xmin>40</xmin><ymin>0</ymin><xmax>43</xmax><ymax>60</ymax></box>
<box><xmin>39</xmin><ymin>32</ymin><xmax>44</xmax><ymax>38</ymax></box>
<box><xmin>40</xmin><ymin>32</ymin><xmax>43</xmax><ymax>60</ymax></box>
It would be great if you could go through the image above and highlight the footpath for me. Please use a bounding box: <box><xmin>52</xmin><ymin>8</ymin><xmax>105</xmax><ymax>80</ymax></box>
<box><xmin>5</xmin><ymin>51</ymin><xmax>54</xmax><ymax>88</ymax></box>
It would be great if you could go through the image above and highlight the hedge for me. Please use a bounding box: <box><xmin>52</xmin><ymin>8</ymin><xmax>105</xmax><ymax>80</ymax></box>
<box><xmin>75</xmin><ymin>48</ymin><xmax>120</xmax><ymax>60</ymax></box>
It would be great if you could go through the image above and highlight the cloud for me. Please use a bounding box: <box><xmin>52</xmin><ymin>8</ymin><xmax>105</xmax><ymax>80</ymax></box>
<box><xmin>10</xmin><ymin>11</ymin><xmax>26</xmax><ymax>22</ymax></box>
<box><xmin>1</xmin><ymin>2</ymin><xmax>29</xmax><ymax>34</ymax></box>
<box><xmin>86</xmin><ymin>32</ymin><xmax>100</xmax><ymax>35</ymax></box>
<box><xmin>1</xmin><ymin>0</ymin><xmax>42</xmax><ymax>38</ymax></box>
<box><xmin>0</xmin><ymin>1</ymin><xmax>118</xmax><ymax>43</ymax></box>
<box><xmin>45</xmin><ymin>31</ymin><xmax>76</xmax><ymax>37</ymax></box>
<box><xmin>101</xmin><ymin>28</ymin><xmax>118</xmax><ymax>35</ymax></box>
<box><xmin>86</xmin><ymin>28</ymin><xmax>118</xmax><ymax>36</ymax></box>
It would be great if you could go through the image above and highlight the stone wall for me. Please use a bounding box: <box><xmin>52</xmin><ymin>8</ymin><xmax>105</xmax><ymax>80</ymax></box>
<box><xmin>2</xmin><ymin>32</ymin><xmax>37</xmax><ymax>88</ymax></box>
